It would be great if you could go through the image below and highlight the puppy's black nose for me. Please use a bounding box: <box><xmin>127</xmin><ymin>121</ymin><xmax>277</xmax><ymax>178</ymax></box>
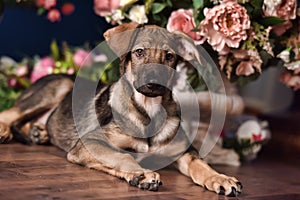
<box><xmin>146</xmin><ymin>83</ymin><xmax>161</xmax><ymax>90</ymax></box>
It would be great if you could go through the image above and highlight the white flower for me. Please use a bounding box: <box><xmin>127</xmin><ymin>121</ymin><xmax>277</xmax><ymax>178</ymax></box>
<box><xmin>277</xmin><ymin>49</ymin><xmax>291</xmax><ymax>63</ymax></box>
<box><xmin>263</xmin><ymin>0</ymin><xmax>282</xmax><ymax>16</ymax></box>
<box><xmin>284</xmin><ymin>60</ymin><xmax>300</xmax><ymax>71</ymax></box>
<box><xmin>111</xmin><ymin>9</ymin><xmax>125</xmax><ymax>24</ymax></box>
<box><xmin>128</xmin><ymin>5</ymin><xmax>148</xmax><ymax>24</ymax></box>
<box><xmin>236</xmin><ymin>120</ymin><xmax>269</xmax><ymax>143</ymax></box>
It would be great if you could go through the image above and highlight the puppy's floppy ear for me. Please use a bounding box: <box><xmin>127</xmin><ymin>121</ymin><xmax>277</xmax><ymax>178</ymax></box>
<box><xmin>104</xmin><ymin>22</ymin><xmax>142</xmax><ymax>57</ymax></box>
<box><xmin>173</xmin><ymin>31</ymin><xmax>203</xmax><ymax>65</ymax></box>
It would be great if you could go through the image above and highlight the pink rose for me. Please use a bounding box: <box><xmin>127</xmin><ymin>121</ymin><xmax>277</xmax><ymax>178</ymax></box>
<box><xmin>47</xmin><ymin>9</ymin><xmax>61</xmax><ymax>22</ymax></box>
<box><xmin>199</xmin><ymin>0</ymin><xmax>251</xmax><ymax>55</ymax></box>
<box><xmin>166</xmin><ymin>9</ymin><xmax>202</xmax><ymax>44</ymax></box>
<box><xmin>94</xmin><ymin>0</ymin><xmax>120</xmax><ymax>17</ymax></box>
<box><xmin>73</xmin><ymin>49</ymin><xmax>92</xmax><ymax>67</ymax></box>
<box><xmin>30</xmin><ymin>56</ymin><xmax>55</xmax><ymax>83</ymax></box>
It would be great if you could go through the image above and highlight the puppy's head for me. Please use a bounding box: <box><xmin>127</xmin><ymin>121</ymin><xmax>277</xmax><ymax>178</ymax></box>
<box><xmin>104</xmin><ymin>22</ymin><xmax>203</xmax><ymax>97</ymax></box>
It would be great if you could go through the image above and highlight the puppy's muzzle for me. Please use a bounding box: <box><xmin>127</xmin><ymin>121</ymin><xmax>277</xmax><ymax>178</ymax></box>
<box><xmin>133</xmin><ymin>64</ymin><xmax>175</xmax><ymax>97</ymax></box>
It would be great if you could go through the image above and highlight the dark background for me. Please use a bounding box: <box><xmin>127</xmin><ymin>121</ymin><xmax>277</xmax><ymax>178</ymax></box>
<box><xmin>0</xmin><ymin>1</ymin><xmax>112</xmax><ymax>61</ymax></box>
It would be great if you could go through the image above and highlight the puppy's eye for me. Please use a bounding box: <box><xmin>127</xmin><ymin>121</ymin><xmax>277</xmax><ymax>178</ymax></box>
<box><xmin>134</xmin><ymin>48</ymin><xmax>144</xmax><ymax>58</ymax></box>
<box><xmin>166</xmin><ymin>52</ymin><xmax>174</xmax><ymax>62</ymax></box>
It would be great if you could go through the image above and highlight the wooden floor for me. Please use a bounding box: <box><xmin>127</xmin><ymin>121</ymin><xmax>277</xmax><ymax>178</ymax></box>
<box><xmin>1</xmin><ymin>115</ymin><xmax>300</xmax><ymax>200</ymax></box>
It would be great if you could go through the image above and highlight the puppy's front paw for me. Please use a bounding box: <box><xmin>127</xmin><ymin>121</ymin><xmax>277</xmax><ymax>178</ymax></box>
<box><xmin>204</xmin><ymin>174</ymin><xmax>242</xmax><ymax>197</ymax></box>
<box><xmin>0</xmin><ymin>122</ymin><xmax>12</xmax><ymax>143</ymax></box>
<box><xmin>128</xmin><ymin>171</ymin><xmax>162</xmax><ymax>191</ymax></box>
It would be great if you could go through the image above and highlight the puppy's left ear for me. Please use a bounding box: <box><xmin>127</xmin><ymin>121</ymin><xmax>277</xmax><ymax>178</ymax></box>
<box><xmin>104</xmin><ymin>22</ymin><xmax>143</xmax><ymax>57</ymax></box>
<box><xmin>173</xmin><ymin>31</ymin><xmax>203</xmax><ymax>66</ymax></box>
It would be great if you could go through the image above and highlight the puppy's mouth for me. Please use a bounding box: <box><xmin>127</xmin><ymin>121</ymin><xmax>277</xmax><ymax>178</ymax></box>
<box><xmin>135</xmin><ymin>83</ymin><xmax>167</xmax><ymax>97</ymax></box>
<box><xmin>132</xmin><ymin>64</ymin><xmax>174</xmax><ymax>97</ymax></box>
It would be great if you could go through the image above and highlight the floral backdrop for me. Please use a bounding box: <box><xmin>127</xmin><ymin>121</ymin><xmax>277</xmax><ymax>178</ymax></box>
<box><xmin>0</xmin><ymin>0</ymin><xmax>298</xmax><ymax>162</ymax></box>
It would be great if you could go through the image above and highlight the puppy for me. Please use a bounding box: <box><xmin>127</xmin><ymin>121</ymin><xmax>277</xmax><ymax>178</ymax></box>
<box><xmin>0</xmin><ymin>23</ymin><xmax>242</xmax><ymax>196</ymax></box>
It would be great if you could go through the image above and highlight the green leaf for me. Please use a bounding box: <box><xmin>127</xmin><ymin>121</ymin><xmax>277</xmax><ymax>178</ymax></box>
<box><xmin>37</xmin><ymin>7</ymin><xmax>46</xmax><ymax>15</ymax></box>
<box><xmin>151</xmin><ymin>3</ymin><xmax>166</xmax><ymax>14</ymax></box>
<box><xmin>258</xmin><ymin>16</ymin><xmax>286</xmax><ymax>27</ymax></box>
<box><xmin>50</xmin><ymin>40</ymin><xmax>59</xmax><ymax>60</ymax></box>
<box><xmin>192</xmin><ymin>0</ymin><xmax>203</xmax><ymax>10</ymax></box>
<box><xmin>249</xmin><ymin>0</ymin><xmax>263</xmax><ymax>9</ymax></box>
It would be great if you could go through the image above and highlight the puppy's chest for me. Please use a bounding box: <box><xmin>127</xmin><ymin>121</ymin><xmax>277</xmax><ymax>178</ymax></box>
<box><xmin>103</xmin><ymin>116</ymin><xmax>180</xmax><ymax>154</ymax></box>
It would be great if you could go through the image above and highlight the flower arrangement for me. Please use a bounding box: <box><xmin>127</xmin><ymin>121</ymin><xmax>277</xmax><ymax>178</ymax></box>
<box><xmin>0</xmin><ymin>0</ymin><xmax>290</xmax><ymax>163</ymax></box>
<box><xmin>93</xmin><ymin>0</ymin><xmax>300</xmax><ymax>89</ymax></box>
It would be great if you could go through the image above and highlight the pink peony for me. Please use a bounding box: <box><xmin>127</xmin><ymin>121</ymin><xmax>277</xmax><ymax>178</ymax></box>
<box><xmin>166</xmin><ymin>9</ymin><xmax>202</xmax><ymax>44</ymax></box>
<box><xmin>94</xmin><ymin>0</ymin><xmax>120</xmax><ymax>17</ymax></box>
<box><xmin>47</xmin><ymin>9</ymin><xmax>61</xmax><ymax>22</ymax></box>
<box><xmin>30</xmin><ymin>57</ymin><xmax>55</xmax><ymax>83</ymax></box>
<box><xmin>73</xmin><ymin>49</ymin><xmax>92</xmax><ymax>67</ymax></box>
<box><xmin>198</xmin><ymin>0</ymin><xmax>251</xmax><ymax>55</ymax></box>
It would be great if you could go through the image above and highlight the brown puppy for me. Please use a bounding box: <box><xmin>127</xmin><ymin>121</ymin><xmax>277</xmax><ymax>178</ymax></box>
<box><xmin>0</xmin><ymin>23</ymin><xmax>242</xmax><ymax>196</ymax></box>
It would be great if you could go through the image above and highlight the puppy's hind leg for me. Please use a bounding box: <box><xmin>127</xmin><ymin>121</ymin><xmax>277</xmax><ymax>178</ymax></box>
<box><xmin>3</xmin><ymin>75</ymin><xmax>74</xmax><ymax>144</ymax></box>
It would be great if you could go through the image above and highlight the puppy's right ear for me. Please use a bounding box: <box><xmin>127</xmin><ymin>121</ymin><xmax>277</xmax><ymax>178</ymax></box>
<box><xmin>104</xmin><ymin>22</ymin><xmax>142</xmax><ymax>57</ymax></box>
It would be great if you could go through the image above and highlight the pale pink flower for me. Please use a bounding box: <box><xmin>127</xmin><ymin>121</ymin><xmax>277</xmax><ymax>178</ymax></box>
<box><xmin>219</xmin><ymin>49</ymin><xmax>262</xmax><ymax>78</ymax></box>
<box><xmin>30</xmin><ymin>57</ymin><xmax>55</xmax><ymax>83</ymax></box>
<box><xmin>44</xmin><ymin>0</ymin><xmax>56</xmax><ymax>10</ymax></box>
<box><xmin>47</xmin><ymin>9</ymin><xmax>61</xmax><ymax>22</ymax></box>
<box><xmin>236</xmin><ymin>61</ymin><xmax>255</xmax><ymax>76</ymax></box>
<box><xmin>263</xmin><ymin>0</ymin><xmax>296</xmax><ymax>20</ymax></box>
<box><xmin>235</xmin><ymin>50</ymin><xmax>262</xmax><ymax>76</ymax></box>
<box><xmin>67</xmin><ymin>67</ymin><xmax>75</xmax><ymax>75</ymax></box>
<box><xmin>94</xmin><ymin>0</ymin><xmax>120</xmax><ymax>17</ymax></box>
<box><xmin>280</xmin><ymin>71</ymin><xmax>300</xmax><ymax>90</ymax></box>
<box><xmin>167</xmin><ymin>9</ymin><xmax>202</xmax><ymax>44</ymax></box>
<box><xmin>36</xmin><ymin>0</ymin><xmax>57</xmax><ymax>9</ymax></box>
<box><xmin>15</xmin><ymin>65</ymin><xmax>29</xmax><ymax>77</ymax></box>
<box><xmin>263</xmin><ymin>0</ymin><xmax>297</xmax><ymax>36</ymax></box>
<box><xmin>198</xmin><ymin>0</ymin><xmax>251</xmax><ymax>55</ymax></box>
<box><xmin>73</xmin><ymin>49</ymin><xmax>92</xmax><ymax>67</ymax></box>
